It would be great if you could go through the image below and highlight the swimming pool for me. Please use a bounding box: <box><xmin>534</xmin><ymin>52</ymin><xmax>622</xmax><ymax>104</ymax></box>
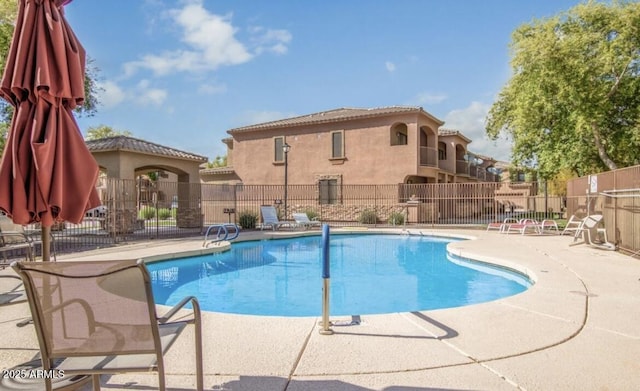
<box><xmin>147</xmin><ymin>234</ymin><xmax>531</xmax><ymax>317</ymax></box>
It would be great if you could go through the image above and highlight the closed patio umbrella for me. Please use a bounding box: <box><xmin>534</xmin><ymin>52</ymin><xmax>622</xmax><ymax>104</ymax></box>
<box><xmin>0</xmin><ymin>0</ymin><xmax>100</xmax><ymax>261</ymax></box>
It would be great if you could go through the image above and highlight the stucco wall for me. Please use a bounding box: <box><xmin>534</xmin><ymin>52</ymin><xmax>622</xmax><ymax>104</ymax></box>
<box><xmin>230</xmin><ymin>112</ymin><xmax>445</xmax><ymax>185</ymax></box>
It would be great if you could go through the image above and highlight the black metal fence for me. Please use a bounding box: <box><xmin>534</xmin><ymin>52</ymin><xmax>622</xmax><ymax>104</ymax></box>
<box><xmin>3</xmin><ymin>179</ymin><xmax>567</xmax><ymax>259</ymax></box>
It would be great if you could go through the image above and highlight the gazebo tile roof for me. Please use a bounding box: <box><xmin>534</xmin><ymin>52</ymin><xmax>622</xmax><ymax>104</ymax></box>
<box><xmin>86</xmin><ymin>136</ymin><xmax>208</xmax><ymax>162</ymax></box>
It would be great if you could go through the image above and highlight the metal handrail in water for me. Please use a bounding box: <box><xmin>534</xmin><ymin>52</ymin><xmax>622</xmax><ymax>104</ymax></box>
<box><xmin>203</xmin><ymin>224</ymin><xmax>240</xmax><ymax>247</ymax></box>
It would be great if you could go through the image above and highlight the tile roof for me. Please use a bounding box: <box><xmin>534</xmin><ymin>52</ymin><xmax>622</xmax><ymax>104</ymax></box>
<box><xmin>438</xmin><ymin>128</ymin><xmax>472</xmax><ymax>143</ymax></box>
<box><xmin>200</xmin><ymin>166</ymin><xmax>236</xmax><ymax>175</ymax></box>
<box><xmin>227</xmin><ymin>106</ymin><xmax>444</xmax><ymax>134</ymax></box>
<box><xmin>86</xmin><ymin>136</ymin><xmax>208</xmax><ymax>162</ymax></box>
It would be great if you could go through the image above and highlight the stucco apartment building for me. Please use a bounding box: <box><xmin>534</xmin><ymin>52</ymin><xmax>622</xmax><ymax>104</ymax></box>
<box><xmin>201</xmin><ymin>106</ymin><xmax>500</xmax><ymax>186</ymax></box>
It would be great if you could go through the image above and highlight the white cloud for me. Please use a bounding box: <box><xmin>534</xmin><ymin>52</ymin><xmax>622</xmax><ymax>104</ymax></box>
<box><xmin>198</xmin><ymin>82</ymin><xmax>227</xmax><ymax>95</ymax></box>
<box><xmin>94</xmin><ymin>79</ymin><xmax>168</xmax><ymax>108</ymax></box>
<box><xmin>385</xmin><ymin>61</ymin><xmax>396</xmax><ymax>72</ymax></box>
<box><xmin>135</xmin><ymin>80</ymin><xmax>168</xmax><ymax>106</ymax></box>
<box><xmin>414</xmin><ymin>92</ymin><xmax>448</xmax><ymax>105</ymax></box>
<box><xmin>97</xmin><ymin>80</ymin><xmax>126</xmax><ymax>108</ymax></box>
<box><xmin>250</xmin><ymin>27</ymin><xmax>292</xmax><ymax>55</ymax></box>
<box><xmin>123</xmin><ymin>0</ymin><xmax>290</xmax><ymax>77</ymax></box>
<box><xmin>443</xmin><ymin>101</ymin><xmax>511</xmax><ymax>161</ymax></box>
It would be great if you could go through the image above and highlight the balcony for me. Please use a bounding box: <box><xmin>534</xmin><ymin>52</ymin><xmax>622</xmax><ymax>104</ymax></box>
<box><xmin>468</xmin><ymin>165</ymin><xmax>500</xmax><ymax>182</ymax></box>
<box><xmin>456</xmin><ymin>160</ymin><xmax>469</xmax><ymax>176</ymax></box>
<box><xmin>419</xmin><ymin>147</ymin><xmax>438</xmax><ymax>167</ymax></box>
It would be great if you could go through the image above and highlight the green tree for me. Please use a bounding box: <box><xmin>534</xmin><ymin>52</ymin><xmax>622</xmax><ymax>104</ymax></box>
<box><xmin>547</xmin><ymin>168</ymin><xmax>575</xmax><ymax>197</ymax></box>
<box><xmin>486</xmin><ymin>1</ymin><xmax>640</xmax><ymax>179</ymax></box>
<box><xmin>0</xmin><ymin>0</ymin><xmax>102</xmax><ymax>154</ymax></box>
<box><xmin>85</xmin><ymin>125</ymin><xmax>132</xmax><ymax>141</ymax></box>
<box><xmin>206</xmin><ymin>155</ymin><xmax>228</xmax><ymax>168</ymax></box>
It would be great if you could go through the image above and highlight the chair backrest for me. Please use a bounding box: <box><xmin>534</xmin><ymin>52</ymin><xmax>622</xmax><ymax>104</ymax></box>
<box><xmin>260</xmin><ymin>206</ymin><xmax>280</xmax><ymax>223</ymax></box>
<box><xmin>292</xmin><ymin>213</ymin><xmax>310</xmax><ymax>223</ymax></box>
<box><xmin>0</xmin><ymin>215</ymin><xmax>26</xmax><ymax>244</ymax></box>
<box><xmin>584</xmin><ymin>214</ymin><xmax>603</xmax><ymax>229</ymax></box>
<box><xmin>12</xmin><ymin>260</ymin><xmax>161</xmax><ymax>361</ymax></box>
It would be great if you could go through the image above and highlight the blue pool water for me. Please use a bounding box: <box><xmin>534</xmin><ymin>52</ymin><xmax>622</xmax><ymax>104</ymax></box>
<box><xmin>147</xmin><ymin>234</ymin><xmax>531</xmax><ymax>317</ymax></box>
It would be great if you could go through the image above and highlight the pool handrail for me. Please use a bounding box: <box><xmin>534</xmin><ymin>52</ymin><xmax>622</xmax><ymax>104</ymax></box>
<box><xmin>203</xmin><ymin>223</ymin><xmax>240</xmax><ymax>247</ymax></box>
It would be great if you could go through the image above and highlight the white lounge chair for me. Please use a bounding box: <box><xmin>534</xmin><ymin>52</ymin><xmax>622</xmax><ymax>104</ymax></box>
<box><xmin>260</xmin><ymin>205</ymin><xmax>295</xmax><ymax>230</ymax></box>
<box><xmin>561</xmin><ymin>215</ymin><xmax>584</xmax><ymax>236</ymax></box>
<box><xmin>292</xmin><ymin>212</ymin><xmax>322</xmax><ymax>229</ymax></box>
<box><xmin>573</xmin><ymin>214</ymin><xmax>615</xmax><ymax>250</ymax></box>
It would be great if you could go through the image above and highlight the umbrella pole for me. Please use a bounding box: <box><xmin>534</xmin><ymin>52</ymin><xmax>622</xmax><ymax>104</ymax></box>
<box><xmin>42</xmin><ymin>226</ymin><xmax>51</xmax><ymax>262</ymax></box>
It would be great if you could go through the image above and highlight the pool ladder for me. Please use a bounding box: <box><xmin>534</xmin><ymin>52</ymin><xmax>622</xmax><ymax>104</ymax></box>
<box><xmin>203</xmin><ymin>223</ymin><xmax>240</xmax><ymax>247</ymax></box>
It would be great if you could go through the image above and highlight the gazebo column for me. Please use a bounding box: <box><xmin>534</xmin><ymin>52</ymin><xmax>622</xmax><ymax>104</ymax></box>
<box><xmin>102</xmin><ymin>164</ymin><xmax>138</xmax><ymax>234</ymax></box>
<box><xmin>176</xmin><ymin>175</ymin><xmax>203</xmax><ymax>228</ymax></box>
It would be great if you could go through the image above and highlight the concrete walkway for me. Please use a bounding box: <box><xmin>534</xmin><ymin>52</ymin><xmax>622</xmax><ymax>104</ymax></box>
<box><xmin>1</xmin><ymin>229</ymin><xmax>639</xmax><ymax>390</ymax></box>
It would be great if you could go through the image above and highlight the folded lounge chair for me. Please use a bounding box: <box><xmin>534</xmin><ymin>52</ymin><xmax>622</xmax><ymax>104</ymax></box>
<box><xmin>11</xmin><ymin>259</ymin><xmax>203</xmax><ymax>391</ymax></box>
<box><xmin>260</xmin><ymin>205</ymin><xmax>295</xmax><ymax>230</ymax></box>
<box><xmin>292</xmin><ymin>212</ymin><xmax>322</xmax><ymax>229</ymax></box>
<box><xmin>561</xmin><ymin>215</ymin><xmax>584</xmax><ymax>236</ymax></box>
<box><xmin>573</xmin><ymin>214</ymin><xmax>615</xmax><ymax>250</ymax></box>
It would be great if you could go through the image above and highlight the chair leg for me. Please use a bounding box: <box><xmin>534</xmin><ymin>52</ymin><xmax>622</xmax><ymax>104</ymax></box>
<box><xmin>195</xmin><ymin>320</ymin><xmax>204</xmax><ymax>391</ymax></box>
<box><xmin>92</xmin><ymin>374</ymin><xmax>101</xmax><ymax>391</ymax></box>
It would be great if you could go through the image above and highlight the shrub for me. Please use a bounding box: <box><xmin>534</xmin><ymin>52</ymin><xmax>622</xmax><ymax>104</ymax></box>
<box><xmin>388</xmin><ymin>211</ymin><xmax>405</xmax><ymax>225</ymax></box>
<box><xmin>358</xmin><ymin>209</ymin><xmax>378</xmax><ymax>224</ymax></box>
<box><xmin>171</xmin><ymin>208</ymin><xmax>177</xmax><ymax>219</ymax></box>
<box><xmin>139</xmin><ymin>206</ymin><xmax>156</xmax><ymax>220</ymax></box>
<box><xmin>304</xmin><ymin>208</ymin><xmax>319</xmax><ymax>221</ymax></box>
<box><xmin>157</xmin><ymin>208</ymin><xmax>171</xmax><ymax>220</ymax></box>
<box><xmin>238</xmin><ymin>210</ymin><xmax>258</xmax><ymax>229</ymax></box>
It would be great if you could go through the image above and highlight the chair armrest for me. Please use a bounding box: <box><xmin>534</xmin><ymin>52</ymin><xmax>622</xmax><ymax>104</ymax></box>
<box><xmin>158</xmin><ymin>295</ymin><xmax>201</xmax><ymax>324</ymax></box>
<box><xmin>0</xmin><ymin>231</ymin><xmax>33</xmax><ymax>243</ymax></box>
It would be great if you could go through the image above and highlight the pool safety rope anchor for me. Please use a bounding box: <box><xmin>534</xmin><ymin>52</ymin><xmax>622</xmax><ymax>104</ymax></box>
<box><xmin>319</xmin><ymin>224</ymin><xmax>334</xmax><ymax>335</ymax></box>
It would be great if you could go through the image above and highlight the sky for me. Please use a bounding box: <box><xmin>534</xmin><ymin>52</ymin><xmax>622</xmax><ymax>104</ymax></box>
<box><xmin>66</xmin><ymin>0</ymin><xmax>587</xmax><ymax>163</ymax></box>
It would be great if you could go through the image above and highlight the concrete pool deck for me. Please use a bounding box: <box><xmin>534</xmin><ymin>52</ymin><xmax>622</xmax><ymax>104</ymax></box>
<box><xmin>1</xmin><ymin>228</ymin><xmax>639</xmax><ymax>390</ymax></box>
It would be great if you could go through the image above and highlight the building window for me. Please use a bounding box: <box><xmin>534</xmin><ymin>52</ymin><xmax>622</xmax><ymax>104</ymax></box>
<box><xmin>331</xmin><ymin>131</ymin><xmax>344</xmax><ymax>159</ymax></box>
<box><xmin>391</xmin><ymin>123</ymin><xmax>408</xmax><ymax>146</ymax></box>
<box><xmin>438</xmin><ymin>141</ymin><xmax>447</xmax><ymax>160</ymax></box>
<box><xmin>396</xmin><ymin>132</ymin><xmax>408</xmax><ymax>145</ymax></box>
<box><xmin>319</xmin><ymin>179</ymin><xmax>338</xmax><ymax>204</ymax></box>
<box><xmin>274</xmin><ymin>136</ymin><xmax>284</xmax><ymax>162</ymax></box>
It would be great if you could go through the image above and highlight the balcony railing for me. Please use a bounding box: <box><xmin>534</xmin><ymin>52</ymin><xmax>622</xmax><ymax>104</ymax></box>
<box><xmin>456</xmin><ymin>160</ymin><xmax>469</xmax><ymax>175</ymax></box>
<box><xmin>419</xmin><ymin>147</ymin><xmax>438</xmax><ymax>167</ymax></box>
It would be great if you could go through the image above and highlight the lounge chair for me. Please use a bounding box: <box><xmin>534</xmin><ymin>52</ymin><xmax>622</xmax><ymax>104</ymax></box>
<box><xmin>505</xmin><ymin>219</ymin><xmax>540</xmax><ymax>235</ymax></box>
<box><xmin>292</xmin><ymin>212</ymin><xmax>322</xmax><ymax>229</ymax></box>
<box><xmin>505</xmin><ymin>219</ymin><xmax>558</xmax><ymax>235</ymax></box>
<box><xmin>486</xmin><ymin>217</ymin><xmax>519</xmax><ymax>232</ymax></box>
<box><xmin>260</xmin><ymin>205</ymin><xmax>295</xmax><ymax>230</ymax></box>
<box><xmin>1</xmin><ymin>215</ymin><xmax>35</xmax><ymax>263</ymax></box>
<box><xmin>11</xmin><ymin>259</ymin><xmax>204</xmax><ymax>391</ymax></box>
<box><xmin>0</xmin><ymin>214</ymin><xmax>56</xmax><ymax>262</ymax></box>
<box><xmin>561</xmin><ymin>215</ymin><xmax>584</xmax><ymax>236</ymax></box>
<box><xmin>573</xmin><ymin>214</ymin><xmax>615</xmax><ymax>250</ymax></box>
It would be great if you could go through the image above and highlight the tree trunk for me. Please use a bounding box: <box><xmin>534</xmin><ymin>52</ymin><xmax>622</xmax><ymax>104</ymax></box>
<box><xmin>591</xmin><ymin>123</ymin><xmax>618</xmax><ymax>170</ymax></box>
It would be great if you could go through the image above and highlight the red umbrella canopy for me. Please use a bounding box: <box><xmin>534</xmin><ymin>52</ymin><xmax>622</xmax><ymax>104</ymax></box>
<box><xmin>0</xmin><ymin>0</ymin><xmax>100</xmax><ymax>227</ymax></box>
